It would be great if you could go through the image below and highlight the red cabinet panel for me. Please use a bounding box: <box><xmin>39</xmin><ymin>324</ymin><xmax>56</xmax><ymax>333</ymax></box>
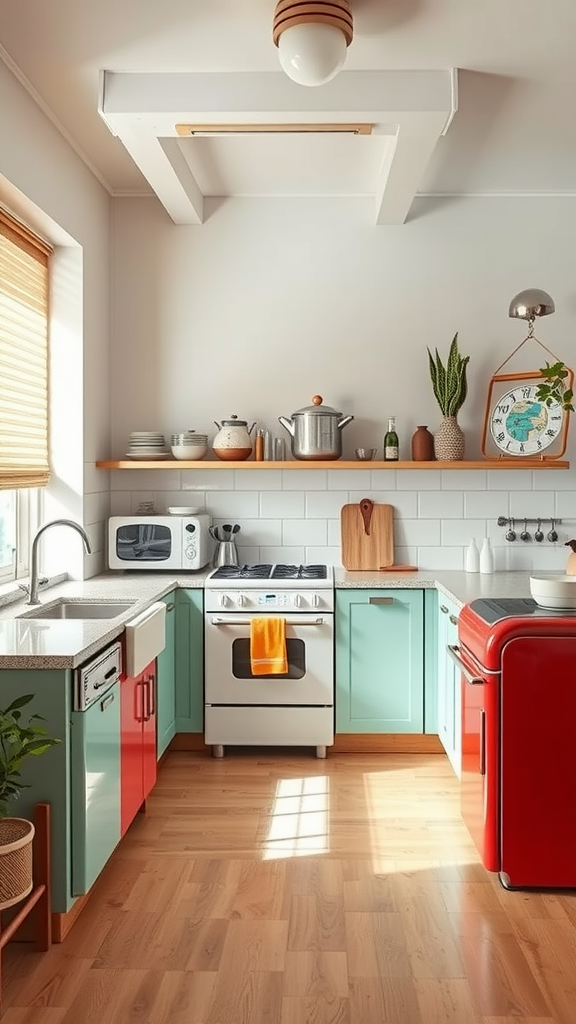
<box><xmin>120</xmin><ymin>661</ymin><xmax>157</xmax><ymax>837</ymax></box>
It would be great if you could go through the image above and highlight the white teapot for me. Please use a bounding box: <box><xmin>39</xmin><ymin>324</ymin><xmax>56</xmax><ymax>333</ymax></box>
<box><xmin>213</xmin><ymin>415</ymin><xmax>256</xmax><ymax>461</ymax></box>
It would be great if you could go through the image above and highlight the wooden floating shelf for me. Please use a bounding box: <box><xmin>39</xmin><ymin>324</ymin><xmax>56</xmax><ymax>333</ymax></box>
<box><xmin>96</xmin><ymin>459</ymin><xmax>571</xmax><ymax>470</ymax></box>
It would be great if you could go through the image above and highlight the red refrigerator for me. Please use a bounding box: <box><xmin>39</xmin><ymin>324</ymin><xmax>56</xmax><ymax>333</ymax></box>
<box><xmin>453</xmin><ymin>597</ymin><xmax>576</xmax><ymax>889</ymax></box>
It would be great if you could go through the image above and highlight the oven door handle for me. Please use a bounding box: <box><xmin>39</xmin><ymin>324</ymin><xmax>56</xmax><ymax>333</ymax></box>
<box><xmin>210</xmin><ymin>616</ymin><xmax>326</xmax><ymax>626</ymax></box>
<box><xmin>446</xmin><ymin>644</ymin><xmax>485</xmax><ymax>685</ymax></box>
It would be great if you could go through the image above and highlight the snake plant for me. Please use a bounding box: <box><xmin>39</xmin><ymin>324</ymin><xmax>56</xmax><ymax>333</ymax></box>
<box><xmin>427</xmin><ymin>333</ymin><xmax>470</xmax><ymax>417</ymax></box>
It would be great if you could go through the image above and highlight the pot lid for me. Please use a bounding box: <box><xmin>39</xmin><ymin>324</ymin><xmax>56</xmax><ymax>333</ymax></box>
<box><xmin>219</xmin><ymin>414</ymin><xmax>249</xmax><ymax>426</ymax></box>
<box><xmin>293</xmin><ymin>395</ymin><xmax>342</xmax><ymax>416</ymax></box>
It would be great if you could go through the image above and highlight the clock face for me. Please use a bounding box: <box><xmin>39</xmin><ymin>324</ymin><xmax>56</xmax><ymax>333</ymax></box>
<box><xmin>490</xmin><ymin>384</ymin><xmax>564</xmax><ymax>456</ymax></box>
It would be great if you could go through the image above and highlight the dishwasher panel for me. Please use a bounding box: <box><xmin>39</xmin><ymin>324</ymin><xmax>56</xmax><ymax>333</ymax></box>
<box><xmin>70</xmin><ymin>681</ymin><xmax>121</xmax><ymax>895</ymax></box>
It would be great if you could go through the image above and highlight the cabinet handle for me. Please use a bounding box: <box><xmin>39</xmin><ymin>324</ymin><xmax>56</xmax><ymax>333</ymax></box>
<box><xmin>165</xmin><ymin>602</ymin><xmax>175</xmax><ymax>612</ymax></box>
<box><xmin>135</xmin><ymin>679</ymin><xmax>144</xmax><ymax>723</ymax></box>
<box><xmin>369</xmin><ymin>597</ymin><xmax>394</xmax><ymax>605</ymax></box>
<box><xmin>146</xmin><ymin>675</ymin><xmax>155</xmax><ymax>717</ymax></box>
<box><xmin>449</xmin><ymin>614</ymin><xmax>459</xmax><ymax>625</ymax></box>
<box><xmin>100</xmin><ymin>692</ymin><xmax>115</xmax><ymax>712</ymax></box>
<box><xmin>479</xmin><ymin>709</ymin><xmax>486</xmax><ymax>776</ymax></box>
<box><xmin>440</xmin><ymin>605</ymin><xmax>449</xmax><ymax>614</ymax></box>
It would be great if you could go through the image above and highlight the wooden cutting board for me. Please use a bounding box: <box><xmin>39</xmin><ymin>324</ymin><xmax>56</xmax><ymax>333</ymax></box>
<box><xmin>341</xmin><ymin>499</ymin><xmax>395</xmax><ymax>570</ymax></box>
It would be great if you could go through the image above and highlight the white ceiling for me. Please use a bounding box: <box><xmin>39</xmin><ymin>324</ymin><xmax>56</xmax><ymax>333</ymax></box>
<box><xmin>1</xmin><ymin>0</ymin><xmax>575</xmax><ymax>221</ymax></box>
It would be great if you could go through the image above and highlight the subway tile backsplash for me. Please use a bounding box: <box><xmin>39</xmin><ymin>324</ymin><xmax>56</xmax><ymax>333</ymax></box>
<box><xmin>110</xmin><ymin>467</ymin><xmax>576</xmax><ymax>571</ymax></box>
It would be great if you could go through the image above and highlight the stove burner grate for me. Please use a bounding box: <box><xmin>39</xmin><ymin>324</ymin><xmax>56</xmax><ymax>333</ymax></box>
<box><xmin>209</xmin><ymin>563</ymin><xmax>328</xmax><ymax>581</ymax></box>
<box><xmin>210</xmin><ymin>564</ymin><xmax>273</xmax><ymax>579</ymax></box>
<box><xmin>271</xmin><ymin>564</ymin><xmax>327</xmax><ymax>580</ymax></box>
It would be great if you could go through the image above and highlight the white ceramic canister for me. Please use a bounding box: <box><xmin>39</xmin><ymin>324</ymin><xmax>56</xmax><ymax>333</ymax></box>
<box><xmin>213</xmin><ymin>415</ymin><xmax>256</xmax><ymax>461</ymax></box>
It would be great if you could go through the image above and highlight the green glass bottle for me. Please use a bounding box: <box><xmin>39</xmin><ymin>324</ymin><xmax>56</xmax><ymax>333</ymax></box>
<box><xmin>384</xmin><ymin>416</ymin><xmax>399</xmax><ymax>461</ymax></box>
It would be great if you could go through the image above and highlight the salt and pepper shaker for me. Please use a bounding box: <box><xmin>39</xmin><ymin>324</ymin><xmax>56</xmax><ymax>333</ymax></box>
<box><xmin>274</xmin><ymin>437</ymin><xmax>286</xmax><ymax>461</ymax></box>
<box><xmin>254</xmin><ymin>429</ymin><xmax>264</xmax><ymax>461</ymax></box>
<box><xmin>480</xmin><ymin>537</ymin><xmax>494</xmax><ymax>574</ymax></box>
<box><xmin>465</xmin><ymin>539</ymin><xmax>480</xmax><ymax>573</ymax></box>
<box><xmin>263</xmin><ymin>429</ymin><xmax>273</xmax><ymax>461</ymax></box>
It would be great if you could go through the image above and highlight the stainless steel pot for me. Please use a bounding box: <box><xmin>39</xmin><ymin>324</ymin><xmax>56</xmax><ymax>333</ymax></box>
<box><xmin>278</xmin><ymin>395</ymin><xmax>354</xmax><ymax>461</ymax></box>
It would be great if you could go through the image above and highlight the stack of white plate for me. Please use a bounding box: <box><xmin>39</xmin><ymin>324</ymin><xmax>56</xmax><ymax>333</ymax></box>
<box><xmin>126</xmin><ymin>431</ymin><xmax>169</xmax><ymax>460</ymax></box>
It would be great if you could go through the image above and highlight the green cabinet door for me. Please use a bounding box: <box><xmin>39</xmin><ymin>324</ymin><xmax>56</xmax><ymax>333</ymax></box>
<box><xmin>70</xmin><ymin>683</ymin><xmax>121</xmax><ymax>895</ymax></box>
<box><xmin>156</xmin><ymin>591</ymin><xmax>177</xmax><ymax>757</ymax></box>
<box><xmin>175</xmin><ymin>589</ymin><xmax>204</xmax><ymax>733</ymax></box>
<box><xmin>336</xmin><ymin>589</ymin><xmax>424</xmax><ymax>733</ymax></box>
<box><xmin>436</xmin><ymin>592</ymin><xmax>462</xmax><ymax>777</ymax></box>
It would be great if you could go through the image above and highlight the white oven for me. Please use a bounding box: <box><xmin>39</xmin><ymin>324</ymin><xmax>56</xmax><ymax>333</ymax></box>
<box><xmin>204</xmin><ymin>564</ymin><xmax>335</xmax><ymax>758</ymax></box>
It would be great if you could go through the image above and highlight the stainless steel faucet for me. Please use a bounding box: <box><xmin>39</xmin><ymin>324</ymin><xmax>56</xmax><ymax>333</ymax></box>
<box><xmin>27</xmin><ymin>518</ymin><xmax>92</xmax><ymax>605</ymax></box>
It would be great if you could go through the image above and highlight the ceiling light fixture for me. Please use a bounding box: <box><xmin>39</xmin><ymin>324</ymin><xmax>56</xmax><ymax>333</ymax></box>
<box><xmin>273</xmin><ymin>1</ymin><xmax>354</xmax><ymax>88</ymax></box>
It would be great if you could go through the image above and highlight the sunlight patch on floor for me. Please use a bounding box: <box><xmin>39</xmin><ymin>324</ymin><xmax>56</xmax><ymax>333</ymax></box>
<box><xmin>263</xmin><ymin>775</ymin><xmax>329</xmax><ymax>859</ymax></box>
<box><xmin>362</xmin><ymin>768</ymin><xmax>476</xmax><ymax>874</ymax></box>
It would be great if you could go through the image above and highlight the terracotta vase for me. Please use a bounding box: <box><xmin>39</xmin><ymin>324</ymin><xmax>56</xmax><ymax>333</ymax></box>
<box><xmin>434</xmin><ymin>416</ymin><xmax>465</xmax><ymax>461</ymax></box>
<box><xmin>411</xmin><ymin>425</ymin><xmax>435</xmax><ymax>461</ymax></box>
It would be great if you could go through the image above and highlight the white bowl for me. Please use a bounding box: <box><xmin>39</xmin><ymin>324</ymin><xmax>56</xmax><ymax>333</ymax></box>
<box><xmin>530</xmin><ymin>574</ymin><xmax>576</xmax><ymax>609</ymax></box>
<box><xmin>171</xmin><ymin>444</ymin><xmax>208</xmax><ymax>461</ymax></box>
<box><xmin>167</xmin><ymin>506</ymin><xmax>200</xmax><ymax>515</ymax></box>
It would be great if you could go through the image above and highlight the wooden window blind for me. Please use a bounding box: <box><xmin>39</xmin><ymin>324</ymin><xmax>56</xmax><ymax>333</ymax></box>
<box><xmin>0</xmin><ymin>209</ymin><xmax>52</xmax><ymax>490</ymax></box>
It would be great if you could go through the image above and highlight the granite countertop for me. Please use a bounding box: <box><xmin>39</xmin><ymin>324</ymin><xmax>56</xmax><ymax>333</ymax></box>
<box><xmin>0</xmin><ymin>568</ymin><xmax>537</xmax><ymax>669</ymax></box>
<box><xmin>334</xmin><ymin>569</ymin><xmax>535</xmax><ymax>608</ymax></box>
<box><xmin>0</xmin><ymin>571</ymin><xmax>209</xmax><ymax>669</ymax></box>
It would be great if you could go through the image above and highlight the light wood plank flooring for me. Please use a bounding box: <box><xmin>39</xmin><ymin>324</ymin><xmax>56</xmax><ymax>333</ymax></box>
<box><xmin>3</xmin><ymin>751</ymin><xmax>576</xmax><ymax>1023</ymax></box>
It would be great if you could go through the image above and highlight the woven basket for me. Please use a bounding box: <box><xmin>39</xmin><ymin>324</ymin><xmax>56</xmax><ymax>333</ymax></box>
<box><xmin>0</xmin><ymin>817</ymin><xmax>35</xmax><ymax>910</ymax></box>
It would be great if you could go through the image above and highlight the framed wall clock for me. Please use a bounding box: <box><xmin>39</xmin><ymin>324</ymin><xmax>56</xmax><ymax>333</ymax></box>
<box><xmin>482</xmin><ymin>369</ymin><xmax>571</xmax><ymax>460</ymax></box>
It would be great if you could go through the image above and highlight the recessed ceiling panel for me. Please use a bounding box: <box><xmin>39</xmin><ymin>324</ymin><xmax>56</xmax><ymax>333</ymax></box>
<box><xmin>176</xmin><ymin>134</ymin><xmax>391</xmax><ymax>196</ymax></box>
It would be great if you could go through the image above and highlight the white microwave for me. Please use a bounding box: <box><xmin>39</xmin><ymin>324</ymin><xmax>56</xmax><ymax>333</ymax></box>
<box><xmin>108</xmin><ymin>515</ymin><xmax>212</xmax><ymax>571</ymax></box>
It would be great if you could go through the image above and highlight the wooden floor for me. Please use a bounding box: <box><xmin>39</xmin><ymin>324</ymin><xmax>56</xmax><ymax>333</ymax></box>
<box><xmin>3</xmin><ymin>750</ymin><xmax>576</xmax><ymax>1023</ymax></box>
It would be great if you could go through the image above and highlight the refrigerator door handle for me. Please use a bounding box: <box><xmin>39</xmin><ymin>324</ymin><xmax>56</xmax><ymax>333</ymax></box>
<box><xmin>479</xmin><ymin>708</ymin><xmax>486</xmax><ymax>776</ymax></box>
<box><xmin>447</xmin><ymin>644</ymin><xmax>485</xmax><ymax>685</ymax></box>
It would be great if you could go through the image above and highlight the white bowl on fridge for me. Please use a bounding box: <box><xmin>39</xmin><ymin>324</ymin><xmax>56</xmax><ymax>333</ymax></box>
<box><xmin>530</xmin><ymin>575</ymin><xmax>576</xmax><ymax>609</ymax></box>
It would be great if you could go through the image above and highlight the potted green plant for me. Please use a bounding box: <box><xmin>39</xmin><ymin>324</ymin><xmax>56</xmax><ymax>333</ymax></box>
<box><xmin>0</xmin><ymin>694</ymin><xmax>60</xmax><ymax>909</ymax></box>
<box><xmin>427</xmin><ymin>332</ymin><xmax>470</xmax><ymax>460</ymax></box>
<box><xmin>536</xmin><ymin>360</ymin><xmax>574</xmax><ymax>412</ymax></box>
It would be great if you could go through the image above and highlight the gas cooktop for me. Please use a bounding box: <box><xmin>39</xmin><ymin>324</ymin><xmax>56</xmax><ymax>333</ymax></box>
<box><xmin>206</xmin><ymin>564</ymin><xmax>333</xmax><ymax>588</ymax></box>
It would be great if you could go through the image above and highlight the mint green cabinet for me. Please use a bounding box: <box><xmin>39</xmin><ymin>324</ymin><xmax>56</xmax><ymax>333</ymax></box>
<box><xmin>156</xmin><ymin>591</ymin><xmax>177</xmax><ymax>757</ymax></box>
<box><xmin>175</xmin><ymin>589</ymin><xmax>204</xmax><ymax>733</ymax></box>
<box><xmin>436</xmin><ymin>592</ymin><xmax>462</xmax><ymax>776</ymax></box>
<box><xmin>70</xmin><ymin>683</ymin><xmax>121</xmax><ymax>895</ymax></box>
<box><xmin>336</xmin><ymin>589</ymin><xmax>424</xmax><ymax>733</ymax></box>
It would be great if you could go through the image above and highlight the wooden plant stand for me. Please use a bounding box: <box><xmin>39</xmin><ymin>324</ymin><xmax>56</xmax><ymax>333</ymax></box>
<box><xmin>0</xmin><ymin>803</ymin><xmax>51</xmax><ymax>1005</ymax></box>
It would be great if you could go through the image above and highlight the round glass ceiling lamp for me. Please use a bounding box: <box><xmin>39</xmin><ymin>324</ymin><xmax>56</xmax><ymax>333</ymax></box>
<box><xmin>273</xmin><ymin>1</ymin><xmax>353</xmax><ymax>87</ymax></box>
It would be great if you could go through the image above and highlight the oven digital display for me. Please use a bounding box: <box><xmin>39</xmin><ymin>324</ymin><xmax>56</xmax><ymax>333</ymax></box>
<box><xmin>257</xmin><ymin>593</ymin><xmax>287</xmax><ymax>606</ymax></box>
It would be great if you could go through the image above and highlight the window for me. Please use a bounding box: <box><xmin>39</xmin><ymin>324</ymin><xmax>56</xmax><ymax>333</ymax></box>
<box><xmin>0</xmin><ymin>208</ymin><xmax>52</xmax><ymax>585</ymax></box>
<box><xmin>0</xmin><ymin>209</ymin><xmax>52</xmax><ymax>490</ymax></box>
<box><xmin>0</xmin><ymin>489</ymin><xmax>40</xmax><ymax>584</ymax></box>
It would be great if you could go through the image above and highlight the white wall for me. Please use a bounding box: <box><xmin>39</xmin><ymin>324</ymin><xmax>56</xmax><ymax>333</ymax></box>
<box><xmin>109</xmin><ymin>194</ymin><xmax>576</xmax><ymax>571</ymax></box>
<box><xmin>0</xmin><ymin>56</ymin><xmax>112</xmax><ymax>577</ymax></box>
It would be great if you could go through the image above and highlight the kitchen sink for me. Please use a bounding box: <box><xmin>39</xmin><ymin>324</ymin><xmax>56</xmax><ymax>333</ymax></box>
<box><xmin>21</xmin><ymin>600</ymin><xmax>137</xmax><ymax>620</ymax></box>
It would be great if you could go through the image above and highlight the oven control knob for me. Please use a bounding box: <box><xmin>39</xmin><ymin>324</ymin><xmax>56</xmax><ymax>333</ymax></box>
<box><xmin>291</xmin><ymin>594</ymin><xmax>302</xmax><ymax>608</ymax></box>
<box><xmin>236</xmin><ymin>594</ymin><xmax>245</xmax><ymax>607</ymax></box>
<box><xmin>218</xmin><ymin>594</ymin><xmax>229</xmax><ymax>608</ymax></box>
<box><xmin>311</xmin><ymin>593</ymin><xmax>320</xmax><ymax>608</ymax></box>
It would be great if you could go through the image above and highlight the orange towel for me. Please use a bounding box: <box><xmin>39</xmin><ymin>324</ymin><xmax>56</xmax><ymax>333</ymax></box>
<box><xmin>250</xmin><ymin>617</ymin><xmax>288</xmax><ymax>675</ymax></box>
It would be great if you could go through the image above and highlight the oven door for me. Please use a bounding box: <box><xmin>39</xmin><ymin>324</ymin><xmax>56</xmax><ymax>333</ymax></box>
<box><xmin>447</xmin><ymin>641</ymin><xmax>500</xmax><ymax>872</ymax></box>
<box><xmin>205</xmin><ymin>612</ymin><xmax>333</xmax><ymax>705</ymax></box>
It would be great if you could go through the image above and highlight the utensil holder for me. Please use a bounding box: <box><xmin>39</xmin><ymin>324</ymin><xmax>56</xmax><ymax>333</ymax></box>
<box><xmin>213</xmin><ymin>541</ymin><xmax>240</xmax><ymax>567</ymax></box>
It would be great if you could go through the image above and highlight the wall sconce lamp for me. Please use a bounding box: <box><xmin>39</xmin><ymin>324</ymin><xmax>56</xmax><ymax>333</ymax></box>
<box><xmin>273</xmin><ymin>1</ymin><xmax>354</xmax><ymax>87</ymax></box>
